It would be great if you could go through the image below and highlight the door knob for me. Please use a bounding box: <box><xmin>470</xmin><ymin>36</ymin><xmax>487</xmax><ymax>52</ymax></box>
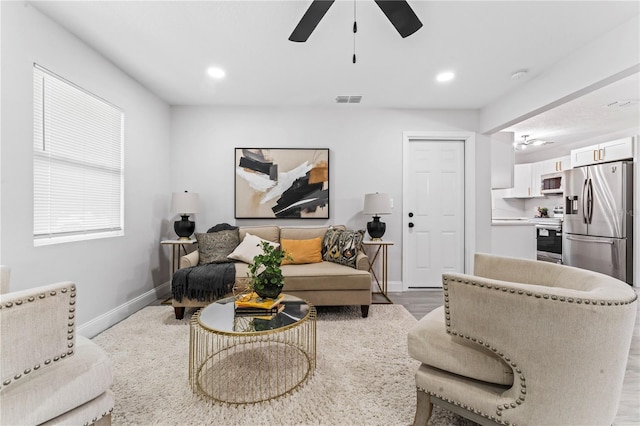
<box><xmin>408</xmin><ymin>222</ymin><xmax>414</xmax><ymax>228</ymax></box>
<box><xmin>408</xmin><ymin>212</ymin><xmax>414</xmax><ymax>217</ymax></box>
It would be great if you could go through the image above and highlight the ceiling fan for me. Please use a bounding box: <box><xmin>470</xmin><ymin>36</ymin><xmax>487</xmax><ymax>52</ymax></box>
<box><xmin>289</xmin><ymin>0</ymin><xmax>423</xmax><ymax>43</ymax></box>
<box><xmin>513</xmin><ymin>135</ymin><xmax>555</xmax><ymax>151</ymax></box>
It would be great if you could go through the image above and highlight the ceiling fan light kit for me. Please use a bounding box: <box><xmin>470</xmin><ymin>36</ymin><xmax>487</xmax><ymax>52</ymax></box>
<box><xmin>513</xmin><ymin>134</ymin><xmax>554</xmax><ymax>150</ymax></box>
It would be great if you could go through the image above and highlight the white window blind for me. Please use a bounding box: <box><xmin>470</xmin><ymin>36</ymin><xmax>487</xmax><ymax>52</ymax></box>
<box><xmin>33</xmin><ymin>65</ymin><xmax>124</xmax><ymax>246</ymax></box>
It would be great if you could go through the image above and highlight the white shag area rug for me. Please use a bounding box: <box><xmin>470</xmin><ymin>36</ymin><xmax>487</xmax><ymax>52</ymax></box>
<box><xmin>92</xmin><ymin>304</ymin><xmax>477</xmax><ymax>426</ymax></box>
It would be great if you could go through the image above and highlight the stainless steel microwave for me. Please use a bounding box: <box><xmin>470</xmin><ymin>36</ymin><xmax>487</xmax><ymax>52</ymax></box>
<box><xmin>541</xmin><ymin>172</ymin><xmax>564</xmax><ymax>194</ymax></box>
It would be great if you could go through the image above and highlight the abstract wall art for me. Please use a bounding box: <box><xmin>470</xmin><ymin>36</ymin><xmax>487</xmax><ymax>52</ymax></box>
<box><xmin>234</xmin><ymin>148</ymin><xmax>330</xmax><ymax>219</ymax></box>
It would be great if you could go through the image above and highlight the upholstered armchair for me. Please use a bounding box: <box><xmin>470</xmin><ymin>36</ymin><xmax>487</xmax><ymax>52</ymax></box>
<box><xmin>407</xmin><ymin>253</ymin><xmax>637</xmax><ymax>426</ymax></box>
<box><xmin>0</xmin><ymin>278</ymin><xmax>114</xmax><ymax>425</ymax></box>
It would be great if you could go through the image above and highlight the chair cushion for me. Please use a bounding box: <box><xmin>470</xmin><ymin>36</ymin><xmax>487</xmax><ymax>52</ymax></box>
<box><xmin>0</xmin><ymin>336</ymin><xmax>113</xmax><ymax>425</ymax></box>
<box><xmin>407</xmin><ymin>306</ymin><xmax>514</xmax><ymax>386</ymax></box>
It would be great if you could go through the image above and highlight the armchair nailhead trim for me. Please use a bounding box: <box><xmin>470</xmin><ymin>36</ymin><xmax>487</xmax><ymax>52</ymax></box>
<box><xmin>418</xmin><ymin>386</ymin><xmax>513</xmax><ymax>426</ymax></box>
<box><xmin>442</xmin><ymin>278</ymin><xmax>527</xmax><ymax>423</ymax></box>
<box><xmin>0</xmin><ymin>284</ymin><xmax>76</xmax><ymax>391</ymax></box>
<box><xmin>436</xmin><ymin>274</ymin><xmax>637</xmax><ymax>425</ymax></box>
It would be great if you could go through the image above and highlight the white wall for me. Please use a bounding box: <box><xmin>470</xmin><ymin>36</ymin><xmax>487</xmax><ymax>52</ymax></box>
<box><xmin>170</xmin><ymin>106</ymin><xmax>490</xmax><ymax>288</ymax></box>
<box><xmin>0</xmin><ymin>2</ymin><xmax>172</xmax><ymax>335</ymax></box>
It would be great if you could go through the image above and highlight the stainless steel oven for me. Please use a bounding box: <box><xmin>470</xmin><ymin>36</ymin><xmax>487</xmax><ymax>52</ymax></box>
<box><xmin>532</xmin><ymin>218</ymin><xmax>563</xmax><ymax>264</ymax></box>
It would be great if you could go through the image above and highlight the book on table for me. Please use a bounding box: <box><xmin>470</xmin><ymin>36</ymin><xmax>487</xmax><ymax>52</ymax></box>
<box><xmin>235</xmin><ymin>292</ymin><xmax>284</xmax><ymax>316</ymax></box>
<box><xmin>235</xmin><ymin>303</ymin><xmax>285</xmax><ymax>318</ymax></box>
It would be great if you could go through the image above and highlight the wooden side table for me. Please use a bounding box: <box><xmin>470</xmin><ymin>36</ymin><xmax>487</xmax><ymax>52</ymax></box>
<box><xmin>361</xmin><ymin>240</ymin><xmax>394</xmax><ymax>304</ymax></box>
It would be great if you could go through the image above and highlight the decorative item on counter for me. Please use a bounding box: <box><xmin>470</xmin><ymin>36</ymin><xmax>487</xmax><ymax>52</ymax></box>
<box><xmin>537</xmin><ymin>207</ymin><xmax>549</xmax><ymax>218</ymax></box>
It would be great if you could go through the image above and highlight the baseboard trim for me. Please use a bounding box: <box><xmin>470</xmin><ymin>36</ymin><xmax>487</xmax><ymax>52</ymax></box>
<box><xmin>371</xmin><ymin>280</ymin><xmax>403</xmax><ymax>293</ymax></box>
<box><xmin>388</xmin><ymin>280</ymin><xmax>403</xmax><ymax>292</ymax></box>
<box><xmin>78</xmin><ymin>281</ymin><xmax>171</xmax><ymax>338</ymax></box>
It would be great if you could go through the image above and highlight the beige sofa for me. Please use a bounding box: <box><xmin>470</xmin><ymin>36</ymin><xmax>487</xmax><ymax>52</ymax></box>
<box><xmin>407</xmin><ymin>253</ymin><xmax>637</xmax><ymax>426</ymax></box>
<box><xmin>172</xmin><ymin>225</ymin><xmax>372</xmax><ymax>319</ymax></box>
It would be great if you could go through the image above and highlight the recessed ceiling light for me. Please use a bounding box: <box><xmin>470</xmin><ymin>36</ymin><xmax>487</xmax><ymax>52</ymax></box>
<box><xmin>436</xmin><ymin>71</ymin><xmax>455</xmax><ymax>83</ymax></box>
<box><xmin>206</xmin><ymin>67</ymin><xmax>226</xmax><ymax>79</ymax></box>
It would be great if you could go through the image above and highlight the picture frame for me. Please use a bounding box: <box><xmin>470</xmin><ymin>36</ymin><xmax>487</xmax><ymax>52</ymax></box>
<box><xmin>234</xmin><ymin>148</ymin><xmax>330</xmax><ymax>219</ymax></box>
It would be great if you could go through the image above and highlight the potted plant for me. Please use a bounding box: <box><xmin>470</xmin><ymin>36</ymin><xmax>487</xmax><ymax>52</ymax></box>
<box><xmin>248</xmin><ymin>241</ymin><xmax>288</xmax><ymax>299</ymax></box>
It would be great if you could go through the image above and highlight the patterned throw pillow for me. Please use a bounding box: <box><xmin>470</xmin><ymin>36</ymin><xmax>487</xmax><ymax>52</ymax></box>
<box><xmin>322</xmin><ymin>228</ymin><xmax>364</xmax><ymax>268</ymax></box>
<box><xmin>196</xmin><ymin>229</ymin><xmax>240</xmax><ymax>265</ymax></box>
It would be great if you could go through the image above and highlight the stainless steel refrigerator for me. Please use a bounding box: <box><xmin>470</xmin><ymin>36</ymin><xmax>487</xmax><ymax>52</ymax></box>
<box><xmin>563</xmin><ymin>160</ymin><xmax>633</xmax><ymax>284</ymax></box>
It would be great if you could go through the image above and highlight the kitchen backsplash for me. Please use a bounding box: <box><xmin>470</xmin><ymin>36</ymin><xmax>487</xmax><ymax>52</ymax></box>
<box><xmin>492</xmin><ymin>193</ymin><xmax>564</xmax><ymax>218</ymax></box>
<box><xmin>525</xmin><ymin>195</ymin><xmax>563</xmax><ymax>217</ymax></box>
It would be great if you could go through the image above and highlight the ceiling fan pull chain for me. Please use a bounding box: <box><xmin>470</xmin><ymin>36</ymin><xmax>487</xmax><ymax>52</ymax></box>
<box><xmin>352</xmin><ymin>0</ymin><xmax>357</xmax><ymax>63</ymax></box>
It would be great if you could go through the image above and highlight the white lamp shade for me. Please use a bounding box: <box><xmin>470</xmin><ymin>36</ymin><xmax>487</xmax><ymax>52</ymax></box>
<box><xmin>363</xmin><ymin>193</ymin><xmax>392</xmax><ymax>215</ymax></box>
<box><xmin>171</xmin><ymin>191</ymin><xmax>201</xmax><ymax>215</ymax></box>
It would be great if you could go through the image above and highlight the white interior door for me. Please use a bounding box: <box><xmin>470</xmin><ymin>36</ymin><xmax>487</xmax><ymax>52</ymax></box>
<box><xmin>403</xmin><ymin>140</ymin><xmax>465</xmax><ymax>288</ymax></box>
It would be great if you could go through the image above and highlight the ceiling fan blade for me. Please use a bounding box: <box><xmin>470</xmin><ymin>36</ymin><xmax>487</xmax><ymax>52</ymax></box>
<box><xmin>289</xmin><ymin>0</ymin><xmax>335</xmax><ymax>42</ymax></box>
<box><xmin>374</xmin><ymin>0</ymin><xmax>423</xmax><ymax>38</ymax></box>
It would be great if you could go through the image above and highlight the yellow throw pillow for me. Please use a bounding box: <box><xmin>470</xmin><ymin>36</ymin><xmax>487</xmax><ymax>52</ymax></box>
<box><xmin>280</xmin><ymin>237</ymin><xmax>323</xmax><ymax>265</ymax></box>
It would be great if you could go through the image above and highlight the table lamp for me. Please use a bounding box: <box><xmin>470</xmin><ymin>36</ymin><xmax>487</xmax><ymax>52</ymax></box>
<box><xmin>171</xmin><ymin>191</ymin><xmax>201</xmax><ymax>240</ymax></box>
<box><xmin>363</xmin><ymin>192</ymin><xmax>392</xmax><ymax>240</ymax></box>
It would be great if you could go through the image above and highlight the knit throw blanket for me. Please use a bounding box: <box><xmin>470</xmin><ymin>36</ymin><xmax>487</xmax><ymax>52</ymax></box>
<box><xmin>171</xmin><ymin>263</ymin><xmax>236</xmax><ymax>302</ymax></box>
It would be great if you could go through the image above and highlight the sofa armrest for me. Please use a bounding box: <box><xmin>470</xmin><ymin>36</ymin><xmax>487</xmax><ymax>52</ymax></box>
<box><xmin>355</xmin><ymin>251</ymin><xmax>369</xmax><ymax>271</ymax></box>
<box><xmin>180</xmin><ymin>250</ymin><xmax>199</xmax><ymax>268</ymax></box>
<box><xmin>0</xmin><ymin>282</ymin><xmax>76</xmax><ymax>388</ymax></box>
<box><xmin>0</xmin><ymin>265</ymin><xmax>10</xmax><ymax>294</ymax></box>
<box><xmin>442</xmin><ymin>271</ymin><xmax>637</xmax><ymax>423</ymax></box>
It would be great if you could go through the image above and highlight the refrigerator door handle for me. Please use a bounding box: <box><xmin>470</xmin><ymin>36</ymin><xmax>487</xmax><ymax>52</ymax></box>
<box><xmin>582</xmin><ymin>179</ymin><xmax>588</xmax><ymax>224</ymax></box>
<box><xmin>565</xmin><ymin>235</ymin><xmax>614</xmax><ymax>245</ymax></box>
<box><xmin>587</xmin><ymin>178</ymin><xmax>594</xmax><ymax>224</ymax></box>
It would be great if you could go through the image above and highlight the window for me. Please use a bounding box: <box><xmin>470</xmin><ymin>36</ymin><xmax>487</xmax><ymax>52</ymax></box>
<box><xmin>33</xmin><ymin>64</ymin><xmax>124</xmax><ymax>246</ymax></box>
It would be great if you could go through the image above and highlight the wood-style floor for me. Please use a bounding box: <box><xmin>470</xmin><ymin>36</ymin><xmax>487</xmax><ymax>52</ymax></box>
<box><xmin>387</xmin><ymin>289</ymin><xmax>640</xmax><ymax>425</ymax></box>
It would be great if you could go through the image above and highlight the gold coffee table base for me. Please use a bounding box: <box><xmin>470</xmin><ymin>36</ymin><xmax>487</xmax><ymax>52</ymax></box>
<box><xmin>189</xmin><ymin>299</ymin><xmax>317</xmax><ymax>404</ymax></box>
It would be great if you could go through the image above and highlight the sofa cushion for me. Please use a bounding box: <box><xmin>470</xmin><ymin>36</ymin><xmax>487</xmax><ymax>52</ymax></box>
<box><xmin>407</xmin><ymin>306</ymin><xmax>514</xmax><ymax>386</ymax></box>
<box><xmin>281</xmin><ymin>237</ymin><xmax>323</xmax><ymax>265</ymax></box>
<box><xmin>239</xmin><ymin>226</ymin><xmax>280</xmax><ymax>243</ymax></box>
<box><xmin>0</xmin><ymin>336</ymin><xmax>113</xmax><ymax>426</ymax></box>
<box><xmin>279</xmin><ymin>262</ymin><xmax>371</xmax><ymax>291</ymax></box>
<box><xmin>322</xmin><ymin>228</ymin><xmax>365</xmax><ymax>269</ymax></box>
<box><xmin>228</xmin><ymin>232</ymin><xmax>280</xmax><ymax>264</ymax></box>
<box><xmin>196</xmin><ymin>230</ymin><xmax>239</xmax><ymax>265</ymax></box>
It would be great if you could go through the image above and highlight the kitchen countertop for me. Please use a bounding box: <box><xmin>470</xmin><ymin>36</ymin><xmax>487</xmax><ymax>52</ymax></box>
<box><xmin>492</xmin><ymin>218</ymin><xmax>535</xmax><ymax>226</ymax></box>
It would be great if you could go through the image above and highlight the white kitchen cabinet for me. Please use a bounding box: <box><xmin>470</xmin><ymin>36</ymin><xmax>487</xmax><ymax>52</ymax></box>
<box><xmin>571</xmin><ymin>137</ymin><xmax>633</xmax><ymax>167</ymax></box>
<box><xmin>538</xmin><ymin>155</ymin><xmax>572</xmax><ymax>176</ymax></box>
<box><xmin>491</xmin><ymin>222</ymin><xmax>536</xmax><ymax>260</ymax></box>
<box><xmin>530</xmin><ymin>161</ymin><xmax>544</xmax><ymax>197</ymax></box>
<box><xmin>504</xmin><ymin>163</ymin><xmax>534</xmax><ymax>198</ymax></box>
<box><xmin>537</xmin><ymin>158</ymin><xmax>558</xmax><ymax>176</ymax></box>
<box><xmin>556</xmin><ymin>155</ymin><xmax>571</xmax><ymax>171</ymax></box>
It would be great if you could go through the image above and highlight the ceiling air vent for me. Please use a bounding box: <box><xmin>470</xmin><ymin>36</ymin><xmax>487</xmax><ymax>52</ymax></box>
<box><xmin>335</xmin><ymin>95</ymin><xmax>362</xmax><ymax>104</ymax></box>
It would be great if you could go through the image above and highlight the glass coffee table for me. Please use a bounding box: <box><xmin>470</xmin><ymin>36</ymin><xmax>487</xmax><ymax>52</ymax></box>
<box><xmin>189</xmin><ymin>294</ymin><xmax>316</xmax><ymax>404</ymax></box>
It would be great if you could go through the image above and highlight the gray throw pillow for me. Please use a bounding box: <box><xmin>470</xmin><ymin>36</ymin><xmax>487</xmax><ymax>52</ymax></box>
<box><xmin>196</xmin><ymin>229</ymin><xmax>240</xmax><ymax>265</ymax></box>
